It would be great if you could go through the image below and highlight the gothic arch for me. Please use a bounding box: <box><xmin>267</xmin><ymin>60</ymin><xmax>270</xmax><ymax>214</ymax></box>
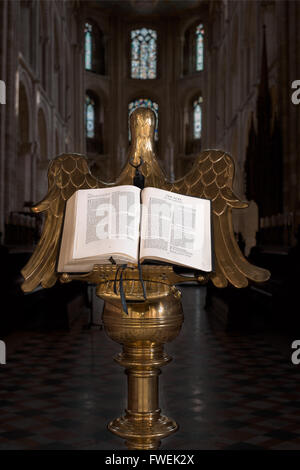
<box><xmin>180</xmin><ymin>16</ymin><xmax>204</xmax><ymax>38</ymax></box>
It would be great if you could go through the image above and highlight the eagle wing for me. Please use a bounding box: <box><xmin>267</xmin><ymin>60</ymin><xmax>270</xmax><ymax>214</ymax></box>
<box><xmin>170</xmin><ymin>150</ymin><xmax>270</xmax><ymax>287</ymax></box>
<box><xmin>21</xmin><ymin>153</ymin><xmax>106</xmax><ymax>292</ymax></box>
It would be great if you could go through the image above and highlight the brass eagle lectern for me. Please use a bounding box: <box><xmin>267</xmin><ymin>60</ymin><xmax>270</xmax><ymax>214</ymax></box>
<box><xmin>21</xmin><ymin>108</ymin><xmax>270</xmax><ymax>450</ymax></box>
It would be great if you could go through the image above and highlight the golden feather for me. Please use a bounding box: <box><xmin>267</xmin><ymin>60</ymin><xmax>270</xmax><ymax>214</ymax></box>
<box><xmin>21</xmin><ymin>153</ymin><xmax>103</xmax><ymax>292</ymax></box>
<box><xmin>169</xmin><ymin>150</ymin><xmax>270</xmax><ymax>287</ymax></box>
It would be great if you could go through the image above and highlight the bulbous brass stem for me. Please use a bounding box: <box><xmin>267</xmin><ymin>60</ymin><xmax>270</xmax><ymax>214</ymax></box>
<box><xmin>102</xmin><ymin>283</ymin><xmax>183</xmax><ymax>450</ymax></box>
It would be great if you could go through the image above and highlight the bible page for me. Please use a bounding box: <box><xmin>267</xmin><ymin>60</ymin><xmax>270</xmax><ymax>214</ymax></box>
<box><xmin>73</xmin><ymin>185</ymin><xmax>141</xmax><ymax>262</ymax></box>
<box><xmin>140</xmin><ymin>187</ymin><xmax>212</xmax><ymax>271</ymax></box>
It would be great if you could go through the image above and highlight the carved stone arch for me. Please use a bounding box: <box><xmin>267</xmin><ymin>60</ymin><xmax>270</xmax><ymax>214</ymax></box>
<box><xmin>180</xmin><ymin>16</ymin><xmax>205</xmax><ymax>38</ymax></box>
<box><xmin>182</xmin><ymin>87</ymin><xmax>203</xmax><ymax>109</ymax></box>
<box><xmin>86</xmin><ymin>85</ymin><xmax>108</xmax><ymax>114</ymax></box>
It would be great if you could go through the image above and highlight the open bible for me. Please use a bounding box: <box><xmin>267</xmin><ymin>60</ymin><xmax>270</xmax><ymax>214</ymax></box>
<box><xmin>57</xmin><ymin>185</ymin><xmax>213</xmax><ymax>273</ymax></box>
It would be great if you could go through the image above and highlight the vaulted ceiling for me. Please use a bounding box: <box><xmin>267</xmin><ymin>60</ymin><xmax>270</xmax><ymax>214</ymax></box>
<box><xmin>86</xmin><ymin>0</ymin><xmax>208</xmax><ymax>17</ymax></box>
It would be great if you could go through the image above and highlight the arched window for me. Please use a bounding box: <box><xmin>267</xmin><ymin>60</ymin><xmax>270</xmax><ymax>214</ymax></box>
<box><xmin>193</xmin><ymin>96</ymin><xmax>203</xmax><ymax>139</ymax></box>
<box><xmin>85</xmin><ymin>92</ymin><xmax>103</xmax><ymax>154</ymax></box>
<box><xmin>128</xmin><ymin>99</ymin><xmax>158</xmax><ymax>141</ymax></box>
<box><xmin>131</xmin><ymin>28</ymin><xmax>157</xmax><ymax>79</ymax></box>
<box><xmin>84</xmin><ymin>21</ymin><xmax>105</xmax><ymax>74</ymax></box>
<box><xmin>196</xmin><ymin>23</ymin><xmax>204</xmax><ymax>71</ymax></box>
<box><xmin>185</xmin><ymin>95</ymin><xmax>203</xmax><ymax>154</ymax></box>
<box><xmin>183</xmin><ymin>21</ymin><xmax>205</xmax><ymax>75</ymax></box>
<box><xmin>85</xmin><ymin>23</ymin><xmax>92</xmax><ymax>70</ymax></box>
<box><xmin>85</xmin><ymin>94</ymin><xmax>95</xmax><ymax>138</ymax></box>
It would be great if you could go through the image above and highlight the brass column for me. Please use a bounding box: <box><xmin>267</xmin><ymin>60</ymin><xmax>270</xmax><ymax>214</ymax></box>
<box><xmin>102</xmin><ymin>284</ymin><xmax>184</xmax><ymax>450</ymax></box>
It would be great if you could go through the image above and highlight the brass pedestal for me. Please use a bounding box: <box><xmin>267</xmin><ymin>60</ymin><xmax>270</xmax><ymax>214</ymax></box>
<box><xmin>21</xmin><ymin>109</ymin><xmax>271</xmax><ymax>452</ymax></box>
<box><xmin>101</xmin><ymin>281</ymin><xmax>183</xmax><ymax>450</ymax></box>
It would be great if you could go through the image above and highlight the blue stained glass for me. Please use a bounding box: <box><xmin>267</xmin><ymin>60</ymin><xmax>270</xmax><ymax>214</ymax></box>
<box><xmin>193</xmin><ymin>96</ymin><xmax>203</xmax><ymax>139</ymax></box>
<box><xmin>85</xmin><ymin>23</ymin><xmax>92</xmax><ymax>70</ymax></box>
<box><xmin>85</xmin><ymin>95</ymin><xmax>95</xmax><ymax>138</ymax></box>
<box><xmin>131</xmin><ymin>29</ymin><xmax>157</xmax><ymax>79</ymax></box>
<box><xmin>196</xmin><ymin>24</ymin><xmax>204</xmax><ymax>71</ymax></box>
<box><xmin>128</xmin><ymin>99</ymin><xmax>158</xmax><ymax>140</ymax></box>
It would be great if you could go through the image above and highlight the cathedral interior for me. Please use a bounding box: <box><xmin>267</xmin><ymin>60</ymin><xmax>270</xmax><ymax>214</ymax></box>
<box><xmin>1</xmin><ymin>0</ymin><xmax>300</xmax><ymax>451</ymax></box>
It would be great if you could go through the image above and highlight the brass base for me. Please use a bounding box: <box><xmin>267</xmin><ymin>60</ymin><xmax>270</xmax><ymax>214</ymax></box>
<box><xmin>102</xmin><ymin>284</ymin><xmax>183</xmax><ymax>450</ymax></box>
<box><xmin>108</xmin><ymin>413</ymin><xmax>178</xmax><ymax>450</ymax></box>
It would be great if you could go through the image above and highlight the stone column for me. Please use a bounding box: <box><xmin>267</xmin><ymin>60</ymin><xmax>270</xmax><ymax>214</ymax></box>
<box><xmin>0</xmin><ymin>0</ymin><xmax>8</xmax><ymax>235</ymax></box>
<box><xmin>4</xmin><ymin>1</ymin><xmax>18</xmax><ymax>215</ymax></box>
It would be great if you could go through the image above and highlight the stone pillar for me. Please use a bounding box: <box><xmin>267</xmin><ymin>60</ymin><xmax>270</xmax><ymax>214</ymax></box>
<box><xmin>4</xmin><ymin>2</ymin><xmax>18</xmax><ymax>215</ymax></box>
<box><xmin>0</xmin><ymin>0</ymin><xmax>8</xmax><ymax>235</ymax></box>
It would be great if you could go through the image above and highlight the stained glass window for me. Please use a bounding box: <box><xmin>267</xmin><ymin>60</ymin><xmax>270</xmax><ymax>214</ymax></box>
<box><xmin>131</xmin><ymin>28</ymin><xmax>157</xmax><ymax>79</ymax></box>
<box><xmin>85</xmin><ymin>23</ymin><xmax>92</xmax><ymax>70</ymax></box>
<box><xmin>128</xmin><ymin>99</ymin><xmax>158</xmax><ymax>140</ymax></box>
<box><xmin>85</xmin><ymin>94</ymin><xmax>95</xmax><ymax>138</ymax></box>
<box><xmin>193</xmin><ymin>96</ymin><xmax>203</xmax><ymax>139</ymax></box>
<box><xmin>196</xmin><ymin>24</ymin><xmax>204</xmax><ymax>71</ymax></box>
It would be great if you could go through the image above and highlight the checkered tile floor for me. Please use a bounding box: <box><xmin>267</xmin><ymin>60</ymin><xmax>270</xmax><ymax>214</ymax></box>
<box><xmin>1</xmin><ymin>286</ymin><xmax>300</xmax><ymax>450</ymax></box>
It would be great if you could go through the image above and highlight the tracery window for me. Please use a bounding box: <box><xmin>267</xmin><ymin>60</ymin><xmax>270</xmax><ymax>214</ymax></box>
<box><xmin>128</xmin><ymin>99</ymin><xmax>158</xmax><ymax>140</ymax></box>
<box><xmin>131</xmin><ymin>28</ymin><xmax>157</xmax><ymax>79</ymax></box>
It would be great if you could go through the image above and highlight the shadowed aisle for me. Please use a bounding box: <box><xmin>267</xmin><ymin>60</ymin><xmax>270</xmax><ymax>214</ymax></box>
<box><xmin>0</xmin><ymin>286</ymin><xmax>299</xmax><ymax>450</ymax></box>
